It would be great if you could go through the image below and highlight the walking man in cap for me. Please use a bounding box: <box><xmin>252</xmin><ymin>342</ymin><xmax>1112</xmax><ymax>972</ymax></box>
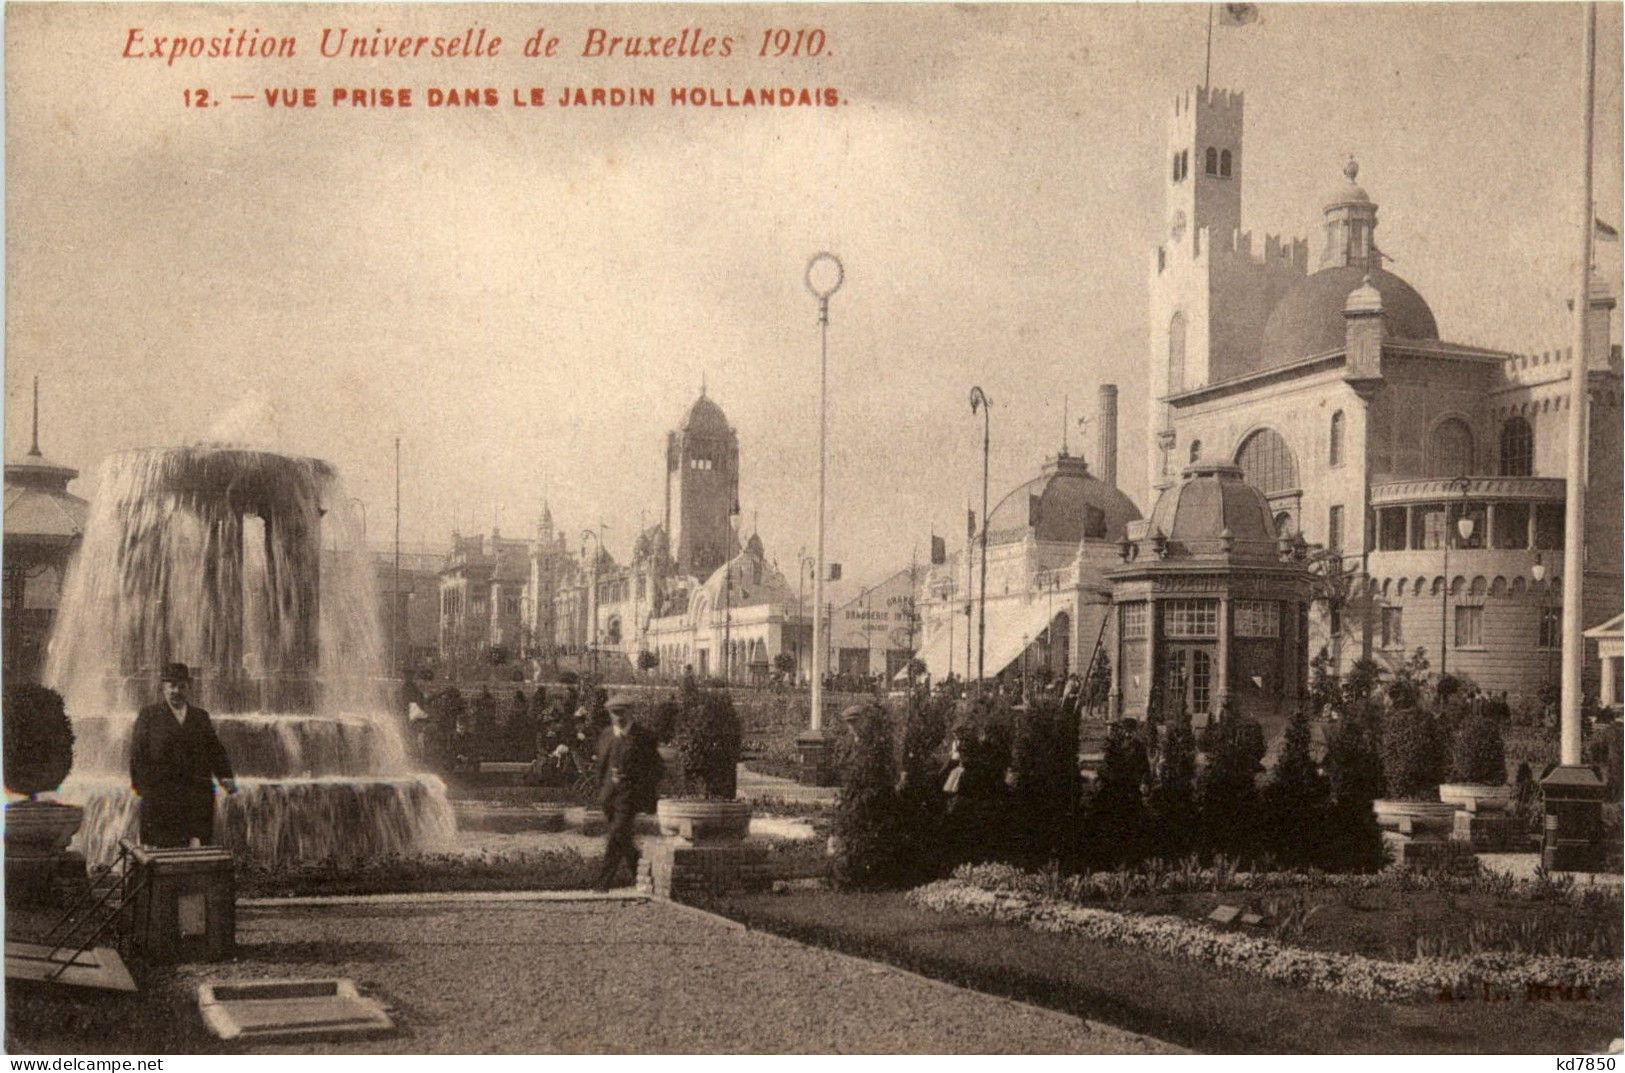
<box><xmin>593</xmin><ymin>693</ymin><xmax>661</xmax><ymax>891</ymax></box>
<box><xmin>129</xmin><ymin>663</ymin><xmax>238</xmax><ymax>848</ymax></box>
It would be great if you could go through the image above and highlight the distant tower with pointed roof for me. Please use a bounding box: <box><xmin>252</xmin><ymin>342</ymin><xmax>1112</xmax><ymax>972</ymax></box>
<box><xmin>664</xmin><ymin>388</ymin><xmax>740</xmax><ymax>579</ymax></box>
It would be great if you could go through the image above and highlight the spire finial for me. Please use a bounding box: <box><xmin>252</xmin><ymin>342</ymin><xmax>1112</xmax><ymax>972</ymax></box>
<box><xmin>1062</xmin><ymin>393</ymin><xmax>1069</xmax><ymax>456</ymax></box>
<box><xmin>700</xmin><ymin>371</ymin><xmax>707</xmax><ymax>397</ymax></box>
<box><xmin>29</xmin><ymin>375</ymin><xmax>41</xmax><ymax>457</ymax></box>
<box><xmin>1344</xmin><ymin>156</ymin><xmax>1359</xmax><ymax>182</ymax></box>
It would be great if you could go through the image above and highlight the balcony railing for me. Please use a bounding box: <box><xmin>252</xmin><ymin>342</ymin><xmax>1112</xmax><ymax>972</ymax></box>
<box><xmin>1370</xmin><ymin>476</ymin><xmax>1564</xmax><ymax>507</ymax></box>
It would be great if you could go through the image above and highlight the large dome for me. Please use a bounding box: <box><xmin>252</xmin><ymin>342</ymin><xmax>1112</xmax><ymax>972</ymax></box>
<box><xmin>985</xmin><ymin>454</ymin><xmax>1140</xmax><ymax>545</ymax></box>
<box><xmin>680</xmin><ymin>392</ymin><xmax>731</xmax><ymax>434</ymax></box>
<box><xmin>1260</xmin><ymin>265</ymin><xmax>1438</xmax><ymax>366</ymax></box>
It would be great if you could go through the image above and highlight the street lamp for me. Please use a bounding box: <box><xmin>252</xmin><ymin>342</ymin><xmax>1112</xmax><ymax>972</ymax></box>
<box><xmin>1440</xmin><ymin>475</ymin><xmax>1475</xmax><ymax>678</ymax></box>
<box><xmin>805</xmin><ymin>252</ymin><xmax>843</xmax><ymax>740</ymax></box>
<box><xmin>969</xmin><ymin>386</ymin><xmax>992</xmax><ymax>687</ymax></box>
<box><xmin>722</xmin><ymin>500</ymin><xmax>740</xmax><ymax>683</ymax></box>
<box><xmin>581</xmin><ymin>526</ymin><xmax>606</xmax><ymax>678</ymax></box>
<box><xmin>1532</xmin><ymin>554</ymin><xmax>1553</xmax><ymax>699</ymax></box>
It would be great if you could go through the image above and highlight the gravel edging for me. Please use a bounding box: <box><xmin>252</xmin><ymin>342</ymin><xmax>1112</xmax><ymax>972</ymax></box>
<box><xmin>239</xmin><ymin>888</ymin><xmax>647</xmax><ymax>908</ymax></box>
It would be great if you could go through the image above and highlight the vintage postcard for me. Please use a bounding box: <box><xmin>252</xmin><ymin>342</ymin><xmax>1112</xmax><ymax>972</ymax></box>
<box><xmin>3</xmin><ymin>1</ymin><xmax>1622</xmax><ymax>1058</ymax></box>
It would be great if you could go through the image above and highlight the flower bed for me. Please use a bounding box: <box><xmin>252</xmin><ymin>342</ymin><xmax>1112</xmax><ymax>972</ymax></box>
<box><xmin>908</xmin><ymin>877</ymin><xmax>1621</xmax><ymax>1003</ymax></box>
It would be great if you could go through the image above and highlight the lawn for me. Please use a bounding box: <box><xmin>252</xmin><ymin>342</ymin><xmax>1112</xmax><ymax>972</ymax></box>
<box><xmin>710</xmin><ymin>888</ymin><xmax>1622</xmax><ymax>1054</ymax></box>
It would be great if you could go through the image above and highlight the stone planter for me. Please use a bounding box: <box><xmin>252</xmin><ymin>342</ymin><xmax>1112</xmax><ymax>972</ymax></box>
<box><xmin>655</xmin><ymin>798</ymin><xmax>752</xmax><ymax>843</ymax></box>
<box><xmin>5</xmin><ymin>799</ymin><xmax>85</xmax><ymax>853</ymax></box>
<box><xmin>1438</xmin><ymin>782</ymin><xmax>1515</xmax><ymax>814</ymax></box>
<box><xmin>1372</xmin><ymin>799</ymin><xmax>1456</xmax><ymax>839</ymax></box>
<box><xmin>5</xmin><ymin>800</ymin><xmax>87</xmax><ymax>907</ymax></box>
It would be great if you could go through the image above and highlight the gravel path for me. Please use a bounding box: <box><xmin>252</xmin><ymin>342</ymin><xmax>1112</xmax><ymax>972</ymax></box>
<box><xmin>179</xmin><ymin>898</ymin><xmax>1177</xmax><ymax>1053</ymax></box>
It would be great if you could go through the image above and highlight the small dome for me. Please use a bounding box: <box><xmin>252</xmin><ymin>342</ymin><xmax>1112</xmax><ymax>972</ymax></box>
<box><xmin>984</xmin><ymin>454</ymin><xmax>1140</xmax><ymax>545</ymax></box>
<box><xmin>1261</xmin><ymin>265</ymin><xmax>1438</xmax><ymax>365</ymax></box>
<box><xmin>680</xmin><ymin>392</ymin><xmax>730</xmax><ymax>434</ymax></box>
<box><xmin>1145</xmin><ymin>462</ymin><xmax>1278</xmax><ymax>561</ymax></box>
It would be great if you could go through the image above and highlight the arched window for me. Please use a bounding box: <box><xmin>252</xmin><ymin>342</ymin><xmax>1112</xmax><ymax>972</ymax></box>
<box><xmin>1427</xmin><ymin>417</ymin><xmax>1475</xmax><ymax>477</ymax></box>
<box><xmin>1167</xmin><ymin>312</ymin><xmax>1187</xmax><ymax>394</ymax></box>
<box><xmin>1205</xmin><ymin>147</ymin><xmax>1218</xmax><ymax>175</ymax></box>
<box><xmin>1499</xmin><ymin>417</ymin><xmax>1533</xmax><ymax>476</ymax></box>
<box><xmin>1235</xmin><ymin>428</ymin><xmax>1299</xmax><ymax>494</ymax></box>
<box><xmin>1172</xmin><ymin>152</ymin><xmax>1180</xmax><ymax>183</ymax></box>
<box><xmin>1220</xmin><ymin>149</ymin><xmax>1233</xmax><ymax>177</ymax></box>
<box><xmin>1189</xmin><ymin>439</ymin><xmax>1202</xmax><ymax>463</ymax></box>
<box><xmin>1329</xmin><ymin>410</ymin><xmax>1345</xmax><ymax>467</ymax></box>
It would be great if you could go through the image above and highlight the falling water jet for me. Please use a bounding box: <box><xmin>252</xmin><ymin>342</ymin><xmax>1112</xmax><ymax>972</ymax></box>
<box><xmin>46</xmin><ymin>445</ymin><xmax>455</xmax><ymax>868</ymax></box>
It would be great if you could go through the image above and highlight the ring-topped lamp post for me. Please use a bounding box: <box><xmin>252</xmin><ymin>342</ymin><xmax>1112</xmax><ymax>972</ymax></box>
<box><xmin>969</xmin><ymin>387</ymin><xmax>992</xmax><ymax>687</ymax></box>
<box><xmin>1440</xmin><ymin>475</ymin><xmax>1474</xmax><ymax>678</ymax></box>
<box><xmin>798</xmin><ymin>252</ymin><xmax>843</xmax><ymax>785</ymax></box>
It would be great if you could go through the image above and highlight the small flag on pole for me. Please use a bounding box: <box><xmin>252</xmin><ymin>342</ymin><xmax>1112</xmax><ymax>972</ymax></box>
<box><xmin>967</xmin><ymin>508</ymin><xmax>977</xmax><ymax>539</ymax></box>
<box><xmin>930</xmin><ymin>535</ymin><xmax>947</xmax><ymax>565</ymax></box>
<box><xmin>1597</xmin><ymin>217</ymin><xmax>1619</xmax><ymax>241</ymax></box>
<box><xmin>828</xmin><ymin>563</ymin><xmax>842</xmax><ymax>582</ymax></box>
<box><xmin>1218</xmin><ymin>3</ymin><xmax>1260</xmax><ymax>26</ymax></box>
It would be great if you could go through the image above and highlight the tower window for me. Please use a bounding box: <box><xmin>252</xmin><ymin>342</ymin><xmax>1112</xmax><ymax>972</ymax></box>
<box><xmin>1220</xmin><ymin>150</ymin><xmax>1232</xmax><ymax>177</ymax></box>
<box><xmin>1172</xmin><ymin>153</ymin><xmax>1180</xmax><ymax>183</ymax></box>
<box><xmin>1167</xmin><ymin>312</ymin><xmax>1187</xmax><ymax>394</ymax></box>
<box><xmin>1329</xmin><ymin>410</ymin><xmax>1345</xmax><ymax>467</ymax></box>
<box><xmin>1205</xmin><ymin>147</ymin><xmax>1218</xmax><ymax>175</ymax></box>
<box><xmin>1189</xmin><ymin>440</ymin><xmax>1201</xmax><ymax>463</ymax></box>
<box><xmin>1181</xmin><ymin>150</ymin><xmax>1189</xmax><ymax>180</ymax></box>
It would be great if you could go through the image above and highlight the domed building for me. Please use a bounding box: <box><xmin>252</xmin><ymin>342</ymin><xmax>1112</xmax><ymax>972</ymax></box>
<box><xmin>1105</xmin><ymin>462</ymin><xmax>1313</xmax><ymax>726</ymax></box>
<box><xmin>1146</xmin><ymin>85</ymin><xmax>1622</xmax><ymax>704</ymax></box>
<box><xmin>914</xmin><ymin>386</ymin><xmax>1141</xmax><ymax>686</ymax></box>
<box><xmin>3</xmin><ymin>380</ymin><xmax>86</xmax><ymax>680</ymax></box>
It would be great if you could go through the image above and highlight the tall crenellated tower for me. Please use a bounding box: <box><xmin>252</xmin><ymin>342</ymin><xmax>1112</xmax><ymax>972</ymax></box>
<box><xmin>664</xmin><ymin>389</ymin><xmax>740</xmax><ymax>580</ymax></box>
<box><xmin>1146</xmin><ymin>87</ymin><xmax>1310</xmax><ymax>497</ymax></box>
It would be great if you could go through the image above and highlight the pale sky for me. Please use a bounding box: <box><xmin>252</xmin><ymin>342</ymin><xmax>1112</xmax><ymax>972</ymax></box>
<box><xmin>6</xmin><ymin>3</ymin><xmax>1622</xmax><ymax>588</ymax></box>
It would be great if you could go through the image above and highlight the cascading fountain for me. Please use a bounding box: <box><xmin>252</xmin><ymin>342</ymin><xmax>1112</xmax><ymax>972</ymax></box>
<box><xmin>46</xmin><ymin>442</ymin><xmax>456</xmax><ymax>868</ymax></box>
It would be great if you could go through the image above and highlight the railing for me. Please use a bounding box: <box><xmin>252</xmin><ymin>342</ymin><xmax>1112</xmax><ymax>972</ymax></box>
<box><xmin>1370</xmin><ymin>476</ymin><xmax>1565</xmax><ymax>506</ymax></box>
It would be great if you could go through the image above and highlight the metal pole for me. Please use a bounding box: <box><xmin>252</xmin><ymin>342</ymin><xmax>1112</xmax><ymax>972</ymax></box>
<box><xmin>1559</xmin><ymin>2</ymin><xmax>1597</xmax><ymax>768</ymax></box>
<box><xmin>806</xmin><ymin>254</ymin><xmax>843</xmax><ymax>732</ymax></box>
<box><xmin>393</xmin><ymin>437</ymin><xmax>401</xmax><ymax>680</ymax></box>
<box><xmin>1440</xmin><ymin>503</ymin><xmax>1451</xmax><ymax>678</ymax></box>
<box><xmin>970</xmin><ymin>388</ymin><xmax>992</xmax><ymax>686</ymax></box>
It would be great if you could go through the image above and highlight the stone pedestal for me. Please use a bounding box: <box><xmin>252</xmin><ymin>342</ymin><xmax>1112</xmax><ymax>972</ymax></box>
<box><xmin>1451</xmin><ymin>810</ymin><xmax>1522</xmax><ymax>850</ymax></box>
<box><xmin>636</xmin><ymin>841</ymin><xmax>771</xmax><ymax>901</ymax></box>
<box><xmin>794</xmin><ymin>729</ymin><xmax>839</xmax><ymax>786</ymax></box>
<box><xmin>1541</xmin><ymin>764</ymin><xmax>1609</xmax><ymax>872</ymax></box>
<box><xmin>4</xmin><ymin>801</ymin><xmax>87</xmax><ymax>908</ymax></box>
<box><xmin>123</xmin><ymin>843</ymin><xmax>235</xmax><ymax>963</ymax></box>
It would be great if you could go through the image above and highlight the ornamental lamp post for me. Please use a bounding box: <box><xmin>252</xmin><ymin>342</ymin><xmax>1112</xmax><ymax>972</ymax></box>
<box><xmin>1532</xmin><ymin>554</ymin><xmax>1555</xmax><ymax>701</ymax></box>
<box><xmin>799</xmin><ymin>252</ymin><xmax>843</xmax><ymax>784</ymax></box>
<box><xmin>1439</xmin><ymin>475</ymin><xmax>1474</xmax><ymax>678</ymax></box>
<box><xmin>969</xmin><ymin>387</ymin><xmax>992</xmax><ymax>688</ymax></box>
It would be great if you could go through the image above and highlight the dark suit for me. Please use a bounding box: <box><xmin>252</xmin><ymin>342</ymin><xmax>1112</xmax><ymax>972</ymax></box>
<box><xmin>129</xmin><ymin>702</ymin><xmax>235</xmax><ymax>847</ymax></box>
<box><xmin>593</xmin><ymin>724</ymin><xmax>660</xmax><ymax>889</ymax></box>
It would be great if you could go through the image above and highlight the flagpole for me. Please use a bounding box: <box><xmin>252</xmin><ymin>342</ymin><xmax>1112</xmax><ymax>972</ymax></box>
<box><xmin>1559</xmin><ymin>0</ymin><xmax>1596</xmax><ymax>768</ymax></box>
<box><xmin>1204</xmin><ymin>4</ymin><xmax>1215</xmax><ymax>88</ymax></box>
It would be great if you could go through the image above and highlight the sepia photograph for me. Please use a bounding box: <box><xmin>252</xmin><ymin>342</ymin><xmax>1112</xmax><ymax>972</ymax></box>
<box><xmin>2</xmin><ymin>0</ymin><xmax>1622</xmax><ymax>1057</ymax></box>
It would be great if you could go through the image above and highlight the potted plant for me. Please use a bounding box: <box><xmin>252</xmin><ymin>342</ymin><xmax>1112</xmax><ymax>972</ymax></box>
<box><xmin>4</xmin><ymin>682</ymin><xmax>83</xmax><ymax>858</ymax></box>
<box><xmin>1372</xmin><ymin>706</ymin><xmax>1455</xmax><ymax>837</ymax></box>
<box><xmin>1439</xmin><ymin>709</ymin><xmax>1513</xmax><ymax>813</ymax></box>
<box><xmin>655</xmin><ymin>685</ymin><xmax>750</xmax><ymax>842</ymax></box>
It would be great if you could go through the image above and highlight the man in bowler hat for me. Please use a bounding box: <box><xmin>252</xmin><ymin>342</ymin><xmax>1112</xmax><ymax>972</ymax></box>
<box><xmin>129</xmin><ymin>663</ymin><xmax>238</xmax><ymax>848</ymax></box>
<box><xmin>593</xmin><ymin>693</ymin><xmax>661</xmax><ymax>891</ymax></box>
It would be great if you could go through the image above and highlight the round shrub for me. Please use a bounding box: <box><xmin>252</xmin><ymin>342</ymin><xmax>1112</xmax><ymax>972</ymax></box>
<box><xmin>673</xmin><ymin>686</ymin><xmax>740</xmax><ymax>799</ymax></box>
<box><xmin>1381</xmin><ymin>707</ymin><xmax>1447</xmax><ymax>799</ymax></box>
<box><xmin>1451</xmin><ymin>712</ymin><xmax>1508</xmax><ymax>784</ymax></box>
<box><xmin>3</xmin><ymin>682</ymin><xmax>74</xmax><ymax>798</ymax></box>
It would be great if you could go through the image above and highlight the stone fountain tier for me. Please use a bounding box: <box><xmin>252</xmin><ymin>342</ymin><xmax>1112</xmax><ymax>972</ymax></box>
<box><xmin>71</xmin><ymin>712</ymin><xmax>413</xmax><ymax>779</ymax></box>
<box><xmin>65</xmin><ymin>775</ymin><xmax>457</xmax><ymax>870</ymax></box>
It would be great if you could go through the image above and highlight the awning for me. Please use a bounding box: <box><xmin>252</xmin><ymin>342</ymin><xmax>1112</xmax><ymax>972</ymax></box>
<box><xmin>910</xmin><ymin>597</ymin><xmax>1058</xmax><ymax>680</ymax></box>
<box><xmin>907</xmin><ymin>620</ymin><xmax>962</xmax><ymax>680</ymax></box>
